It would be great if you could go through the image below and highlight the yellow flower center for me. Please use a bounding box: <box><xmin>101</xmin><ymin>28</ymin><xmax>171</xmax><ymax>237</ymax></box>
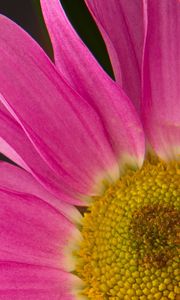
<box><xmin>75</xmin><ymin>158</ymin><xmax>180</xmax><ymax>300</ymax></box>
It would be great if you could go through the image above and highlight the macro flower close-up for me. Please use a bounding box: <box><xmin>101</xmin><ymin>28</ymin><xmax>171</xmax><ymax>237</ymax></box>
<box><xmin>0</xmin><ymin>0</ymin><xmax>179</xmax><ymax>299</ymax></box>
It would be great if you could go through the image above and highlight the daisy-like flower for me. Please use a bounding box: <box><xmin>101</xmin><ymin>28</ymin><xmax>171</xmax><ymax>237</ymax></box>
<box><xmin>0</xmin><ymin>0</ymin><xmax>179</xmax><ymax>299</ymax></box>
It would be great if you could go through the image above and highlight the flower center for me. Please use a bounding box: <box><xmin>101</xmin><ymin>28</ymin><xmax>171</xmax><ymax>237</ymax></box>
<box><xmin>74</xmin><ymin>158</ymin><xmax>180</xmax><ymax>300</ymax></box>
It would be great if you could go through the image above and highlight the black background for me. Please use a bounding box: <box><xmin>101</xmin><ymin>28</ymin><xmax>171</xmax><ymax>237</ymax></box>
<box><xmin>0</xmin><ymin>0</ymin><xmax>113</xmax><ymax>163</ymax></box>
<box><xmin>0</xmin><ymin>0</ymin><xmax>113</xmax><ymax>73</ymax></box>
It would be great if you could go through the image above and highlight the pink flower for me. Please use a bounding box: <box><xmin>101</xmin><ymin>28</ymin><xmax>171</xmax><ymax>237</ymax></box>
<box><xmin>0</xmin><ymin>1</ymin><xmax>179</xmax><ymax>299</ymax></box>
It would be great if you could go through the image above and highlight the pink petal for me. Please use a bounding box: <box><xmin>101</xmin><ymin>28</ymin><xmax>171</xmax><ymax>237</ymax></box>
<box><xmin>0</xmin><ymin>162</ymin><xmax>82</xmax><ymax>224</ymax></box>
<box><xmin>40</xmin><ymin>0</ymin><xmax>145</xmax><ymax>167</ymax></box>
<box><xmin>0</xmin><ymin>103</ymin><xmax>82</xmax><ymax>206</ymax></box>
<box><xmin>142</xmin><ymin>0</ymin><xmax>180</xmax><ymax>160</ymax></box>
<box><xmin>0</xmin><ymin>262</ymin><xmax>80</xmax><ymax>300</ymax></box>
<box><xmin>0</xmin><ymin>15</ymin><xmax>119</xmax><ymax>197</ymax></box>
<box><xmin>0</xmin><ymin>182</ymin><xmax>80</xmax><ymax>271</ymax></box>
<box><xmin>85</xmin><ymin>0</ymin><xmax>144</xmax><ymax>108</ymax></box>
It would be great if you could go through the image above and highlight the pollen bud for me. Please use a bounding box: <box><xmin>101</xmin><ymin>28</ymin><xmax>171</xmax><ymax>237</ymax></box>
<box><xmin>74</xmin><ymin>159</ymin><xmax>180</xmax><ymax>299</ymax></box>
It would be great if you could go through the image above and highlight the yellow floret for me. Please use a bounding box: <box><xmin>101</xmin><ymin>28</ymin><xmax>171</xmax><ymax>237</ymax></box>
<box><xmin>74</xmin><ymin>158</ymin><xmax>180</xmax><ymax>300</ymax></box>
